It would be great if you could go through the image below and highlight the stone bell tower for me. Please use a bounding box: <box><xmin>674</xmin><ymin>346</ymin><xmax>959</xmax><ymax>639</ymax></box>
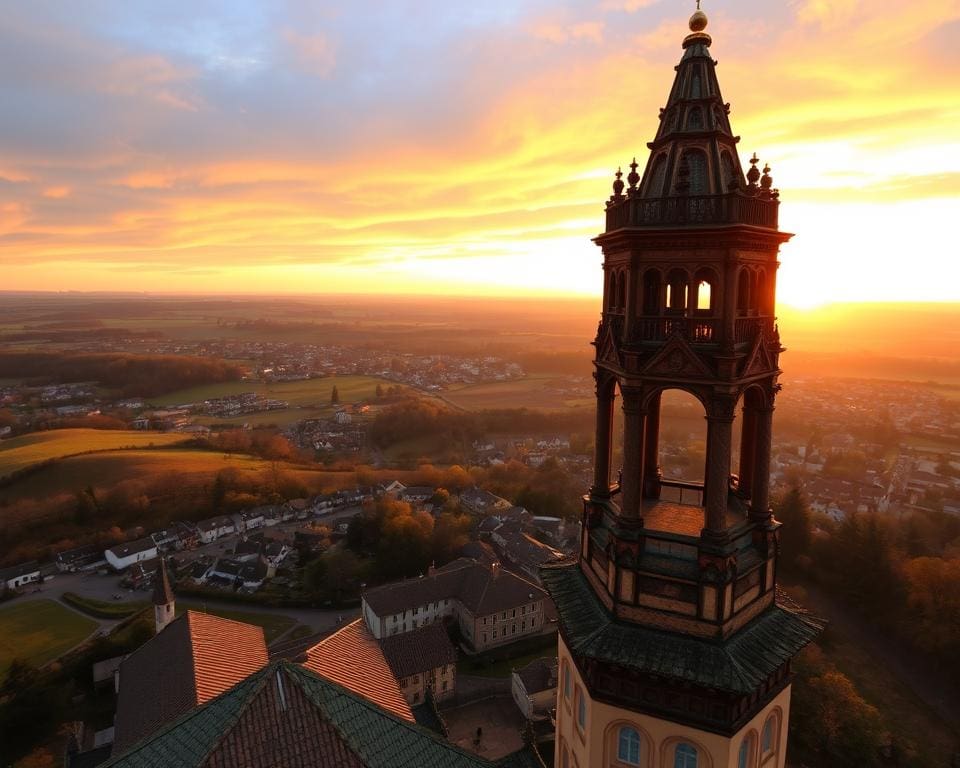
<box><xmin>545</xmin><ymin>7</ymin><xmax>822</xmax><ymax>768</ymax></box>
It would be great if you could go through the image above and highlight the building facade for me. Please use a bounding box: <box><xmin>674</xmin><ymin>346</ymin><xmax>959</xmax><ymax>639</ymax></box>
<box><xmin>546</xmin><ymin>8</ymin><xmax>822</xmax><ymax>768</ymax></box>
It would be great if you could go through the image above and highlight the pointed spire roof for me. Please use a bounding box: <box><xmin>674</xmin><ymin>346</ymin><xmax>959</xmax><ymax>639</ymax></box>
<box><xmin>603</xmin><ymin>5</ymin><xmax>781</xmax><ymax>231</ymax></box>
<box><xmin>152</xmin><ymin>558</ymin><xmax>174</xmax><ymax>606</ymax></box>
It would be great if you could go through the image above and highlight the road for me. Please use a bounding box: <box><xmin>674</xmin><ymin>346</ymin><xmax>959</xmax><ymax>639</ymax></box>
<box><xmin>5</xmin><ymin>509</ymin><xmax>366</xmax><ymax>644</ymax></box>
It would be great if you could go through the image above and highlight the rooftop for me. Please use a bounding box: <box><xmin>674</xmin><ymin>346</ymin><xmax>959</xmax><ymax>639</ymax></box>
<box><xmin>379</xmin><ymin>622</ymin><xmax>457</xmax><ymax>680</ymax></box>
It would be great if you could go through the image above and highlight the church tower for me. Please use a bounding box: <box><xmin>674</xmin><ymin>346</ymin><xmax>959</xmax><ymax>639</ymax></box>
<box><xmin>544</xmin><ymin>8</ymin><xmax>822</xmax><ymax>768</ymax></box>
<box><xmin>152</xmin><ymin>558</ymin><xmax>175</xmax><ymax>635</ymax></box>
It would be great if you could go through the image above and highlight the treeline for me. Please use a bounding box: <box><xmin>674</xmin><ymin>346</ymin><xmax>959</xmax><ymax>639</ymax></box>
<box><xmin>0</xmin><ymin>351</ymin><xmax>242</xmax><ymax>397</ymax></box>
<box><xmin>775</xmin><ymin>487</ymin><xmax>960</xmax><ymax>690</ymax></box>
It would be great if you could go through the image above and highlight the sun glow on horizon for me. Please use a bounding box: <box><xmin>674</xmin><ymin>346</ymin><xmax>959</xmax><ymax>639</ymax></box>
<box><xmin>1</xmin><ymin>1</ymin><xmax>958</xmax><ymax>306</ymax></box>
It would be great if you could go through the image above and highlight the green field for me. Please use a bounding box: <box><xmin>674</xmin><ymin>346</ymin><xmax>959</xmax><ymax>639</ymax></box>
<box><xmin>177</xmin><ymin>603</ymin><xmax>296</xmax><ymax>643</ymax></box>
<box><xmin>0</xmin><ymin>448</ymin><xmax>354</xmax><ymax>506</ymax></box>
<box><xmin>0</xmin><ymin>599</ymin><xmax>98</xmax><ymax>675</ymax></box>
<box><xmin>151</xmin><ymin>375</ymin><xmax>411</xmax><ymax>409</ymax></box>
<box><xmin>0</xmin><ymin>429</ymin><xmax>192</xmax><ymax>480</ymax></box>
<box><xmin>442</xmin><ymin>374</ymin><xmax>593</xmax><ymax>412</ymax></box>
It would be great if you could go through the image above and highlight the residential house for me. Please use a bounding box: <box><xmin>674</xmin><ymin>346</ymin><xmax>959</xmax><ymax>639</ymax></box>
<box><xmin>195</xmin><ymin>515</ymin><xmax>235</xmax><ymax>544</ymax></box>
<box><xmin>459</xmin><ymin>487</ymin><xmax>512</xmax><ymax>516</ymax></box>
<box><xmin>379</xmin><ymin>622</ymin><xmax>458</xmax><ymax>705</ymax></box>
<box><xmin>56</xmin><ymin>544</ymin><xmax>106</xmax><ymax>573</ymax></box>
<box><xmin>0</xmin><ymin>561</ymin><xmax>41</xmax><ymax>591</ymax></box>
<box><xmin>511</xmin><ymin>657</ymin><xmax>558</xmax><ymax>721</ymax></box>
<box><xmin>362</xmin><ymin>558</ymin><xmax>550</xmax><ymax>653</ymax></box>
<box><xmin>105</xmin><ymin>538</ymin><xmax>159</xmax><ymax>571</ymax></box>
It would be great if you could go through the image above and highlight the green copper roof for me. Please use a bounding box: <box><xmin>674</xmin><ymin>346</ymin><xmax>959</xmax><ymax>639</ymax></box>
<box><xmin>104</xmin><ymin>660</ymin><xmax>544</xmax><ymax>768</ymax></box>
<box><xmin>541</xmin><ymin>562</ymin><xmax>822</xmax><ymax>695</ymax></box>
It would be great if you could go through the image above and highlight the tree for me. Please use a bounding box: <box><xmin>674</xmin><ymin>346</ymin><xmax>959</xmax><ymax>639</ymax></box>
<box><xmin>773</xmin><ymin>486</ymin><xmax>812</xmax><ymax>570</ymax></box>
<box><xmin>331</xmin><ymin>385</ymin><xmax>340</xmax><ymax>405</ymax></box>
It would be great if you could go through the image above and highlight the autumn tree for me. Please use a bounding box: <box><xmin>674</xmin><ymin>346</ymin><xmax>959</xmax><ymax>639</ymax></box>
<box><xmin>773</xmin><ymin>485</ymin><xmax>812</xmax><ymax>571</ymax></box>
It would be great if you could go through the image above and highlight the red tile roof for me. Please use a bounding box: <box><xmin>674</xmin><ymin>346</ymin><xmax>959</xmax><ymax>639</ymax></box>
<box><xmin>303</xmin><ymin>619</ymin><xmax>414</xmax><ymax>722</ymax></box>
<box><xmin>114</xmin><ymin>611</ymin><xmax>268</xmax><ymax>753</ymax></box>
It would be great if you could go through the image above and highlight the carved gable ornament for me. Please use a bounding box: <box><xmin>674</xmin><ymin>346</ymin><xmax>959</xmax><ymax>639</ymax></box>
<box><xmin>598</xmin><ymin>320</ymin><xmax>622</xmax><ymax>366</ymax></box>
<box><xmin>641</xmin><ymin>332</ymin><xmax>714</xmax><ymax>379</ymax></box>
<box><xmin>742</xmin><ymin>329</ymin><xmax>775</xmax><ymax>378</ymax></box>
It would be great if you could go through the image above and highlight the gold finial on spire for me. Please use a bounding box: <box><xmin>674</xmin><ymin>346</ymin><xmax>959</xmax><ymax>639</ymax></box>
<box><xmin>689</xmin><ymin>2</ymin><xmax>708</xmax><ymax>33</ymax></box>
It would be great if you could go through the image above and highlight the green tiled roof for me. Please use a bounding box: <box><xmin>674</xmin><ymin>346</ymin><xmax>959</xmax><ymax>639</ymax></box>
<box><xmin>541</xmin><ymin>562</ymin><xmax>822</xmax><ymax>695</ymax></box>
<box><xmin>104</xmin><ymin>660</ymin><xmax>546</xmax><ymax>768</ymax></box>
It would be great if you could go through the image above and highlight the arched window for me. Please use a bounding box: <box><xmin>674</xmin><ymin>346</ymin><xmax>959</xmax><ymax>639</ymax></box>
<box><xmin>642</xmin><ymin>269</ymin><xmax>661</xmax><ymax>315</ymax></box>
<box><xmin>737</xmin><ymin>269</ymin><xmax>751</xmax><ymax>313</ymax></box>
<box><xmin>761</xmin><ymin>716</ymin><xmax>776</xmax><ymax>755</ymax></box>
<box><xmin>691</xmin><ymin>71</ymin><xmax>702</xmax><ymax>98</ymax></box>
<box><xmin>721</xmin><ymin>152</ymin><xmax>737</xmax><ymax>190</ymax></box>
<box><xmin>647</xmin><ymin>155</ymin><xmax>667</xmax><ymax>197</ymax></box>
<box><xmin>754</xmin><ymin>269</ymin><xmax>768</xmax><ymax>315</ymax></box>
<box><xmin>617</xmin><ymin>727</ymin><xmax>641</xmax><ymax>765</ymax></box>
<box><xmin>738</xmin><ymin>735</ymin><xmax>754</xmax><ymax>768</ymax></box>
<box><xmin>674</xmin><ymin>743</ymin><xmax>698</xmax><ymax>768</ymax></box>
<box><xmin>617</xmin><ymin>271</ymin><xmax>627</xmax><ymax>311</ymax></box>
<box><xmin>687</xmin><ymin>107</ymin><xmax>704</xmax><ymax>130</ymax></box>
<box><xmin>562</xmin><ymin>660</ymin><xmax>571</xmax><ymax>701</ymax></box>
<box><xmin>575</xmin><ymin>685</ymin><xmax>587</xmax><ymax>732</ymax></box>
<box><xmin>609</xmin><ymin>271</ymin><xmax>618</xmax><ymax>311</ymax></box>
<box><xmin>683</xmin><ymin>150</ymin><xmax>708</xmax><ymax>194</ymax></box>
<box><xmin>666</xmin><ymin>269</ymin><xmax>688</xmax><ymax>313</ymax></box>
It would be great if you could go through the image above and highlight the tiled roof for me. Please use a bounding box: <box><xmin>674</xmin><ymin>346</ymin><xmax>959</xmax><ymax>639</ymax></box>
<box><xmin>104</xmin><ymin>660</ymin><xmax>544</xmax><ymax>768</ymax></box>
<box><xmin>113</xmin><ymin>611</ymin><xmax>268</xmax><ymax>753</ymax></box>
<box><xmin>379</xmin><ymin>622</ymin><xmax>457</xmax><ymax>679</ymax></box>
<box><xmin>108</xmin><ymin>538</ymin><xmax>157</xmax><ymax>559</ymax></box>
<box><xmin>303</xmin><ymin>619</ymin><xmax>414</xmax><ymax>722</ymax></box>
<box><xmin>514</xmin><ymin>657</ymin><xmax>557</xmax><ymax>695</ymax></box>
<box><xmin>363</xmin><ymin>559</ymin><xmax>546</xmax><ymax>619</ymax></box>
<box><xmin>541</xmin><ymin>561</ymin><xmax>823</xmax><ymax>695</ymax></box>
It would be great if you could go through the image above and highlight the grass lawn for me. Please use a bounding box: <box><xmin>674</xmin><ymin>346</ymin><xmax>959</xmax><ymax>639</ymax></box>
<box><xmin>150</xmin><ymin>375</ymin><xmax>413</xmax><ymax>409</ymax></box>
<box><xmin>177</xmin><ymin>602</ymin><xmax>297</xmax><ymax>643</ymax></box>
<box><xmin>0</xmin><ymin>429</ymin><xmax>192</xmax><ymax>479</ymax></box>
<box><xmin>442</xmin><ymin>375</ymin><xmax>592</xmax><ymax>412</ymax></box>
<box><xmin>0</xmin><ymin>599</ymin><xmax>98</xmax><ymax>675</ymax></box>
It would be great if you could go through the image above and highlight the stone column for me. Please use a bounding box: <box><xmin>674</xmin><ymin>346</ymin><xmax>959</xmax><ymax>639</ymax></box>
<box><xmin>750</xmin><ymin>404</ymin><xmax>775</xmax><ymax>521</ymax></box>
<box><xmin>593</xmin><ymin>380</ymin><xmax>615</xmax><ymax>497</ymax></box>
<box><xmin>620</xmin><ymin>387</ymin><xmax>644</xmax><ymax>520</ymax></box>
<box><xmin>738</xmin><ymin>402</ymin><xmax>757</xmax><ymax>498</ymax></box>
<box><xmin>642</xmin><ymin>391</ymin><xmax>662</xmax><ymax>498</ymax></box>
<box><xmin>704</xmin><ymin>398</ymin><xmax>735</xmax><ymax>536</ymax></box>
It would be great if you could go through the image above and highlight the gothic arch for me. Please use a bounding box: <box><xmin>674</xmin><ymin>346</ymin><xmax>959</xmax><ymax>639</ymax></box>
<box><xmin>736</xmin><ymin>267</ymin><xmax>751</xmax><ymax>313</ymax></box>
<box><xmin>665</xmin><ymin>268</ymin><xmax>689</xmax><ymax>313</ymax></box>
<box><xmin>693</xmin><ymin>267</ymin><xmax>718</xmax><ymax>314</ymax></box>
<box><xmin>617</xmin><ymin>270</ymin><xmax>627</xmax><ymax>311</ymax></box>
<box><xmin>647</xmin><ymin>154</ymin><xmax>668</xmax><ymax>197</ymax></box>
<box><xmin>641</xmin><ymin>268</ymin><xmax>662</xmax><ymax>316</ymax></box>
<box><xmin>686</xmin><ymin>106</ymin><xmax>704</xmax><ymax>131</ymax></box>
<box><xmin>736</xmin><ymin>729</ymin><xmax>759</xmax><ymax>768</ymax></box>
<box><xmin>760</xmin><ymin>707</ymin><xmax>783</xmax><ymax>763</ymax></box>
<box><xmin>682</xmin><ymin>150</ymin><xmax>709</xmax><ymax>194</ymax></box>
<box><xmin>603</xmin><ymin>719</ymin><xmax>655</xmax><ymax>768</ymax></box>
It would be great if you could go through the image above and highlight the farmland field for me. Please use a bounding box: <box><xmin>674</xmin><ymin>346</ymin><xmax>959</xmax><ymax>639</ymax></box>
<box><xmin>0</xmin><ymin>429</ymin><xmax>193</xmax><ymax>480</ymax></box>
<box><xmin>0</xmin><ymin>599</ymin><xmax>98</xmax><ymax>675</ymax></box>
<box><xmin>150</xmin><ymin>375</ymin><xmax>412</xmax><ymax>409</ymax></box>
<box><xmin>442</xmin><ymin>375</ymin><xmax>593</xmax><ymax>412</ymax></box>
<box><xmin>0</xmin><ymin>448</ymin><xmax>351</xmax><ymax>506</ymax></box>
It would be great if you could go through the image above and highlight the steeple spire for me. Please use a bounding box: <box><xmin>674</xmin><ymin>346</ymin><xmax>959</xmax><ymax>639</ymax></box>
<box><xmin>153</xmin><ymin>558</ymin><xmax>175</xmax><ymax>635</ymax></box>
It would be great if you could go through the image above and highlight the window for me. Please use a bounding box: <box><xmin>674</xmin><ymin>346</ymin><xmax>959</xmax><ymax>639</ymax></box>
<box><xmin>738</xmin><ymin>737</ymin><xmax>752</xmax><ymax>768</ymax></box>
<box><xmin>563</xmin><ymin>662</ymin><xmax>572</xmax><ymax>700</ymax></box>
<box><xmin>576</xmin><ymin>686</ymin><xmax>586</xmax><ymax>732</ymax></box>
<box><xmin>762</xmin><ymin>717</ymin><xmax>775</xmax><ymax>754</ymax></box>
<box><xmin>617</xmin><ymin>727</ymin><xmax>641</xmax><ymax>765</ymax></box>
<box><xmin>561</xmin><ymin>741</ymin><xmax>570</xmax><ymax>768</ymax></box>
<box><xmin>674</xmin><ymin>743</ymin><xmax>697</xmax><ymax>768</ymax></box>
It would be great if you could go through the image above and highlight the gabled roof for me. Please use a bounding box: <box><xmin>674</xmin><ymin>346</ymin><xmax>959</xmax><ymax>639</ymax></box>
<box><xmin>363</xmin><ymin>559</ymin><xmax>546</xmax><ymax>619</ymax></box>
<box><xmin>379</xmin><ymin>622</ymin><xmax>457</xmax><ymax>679</ymax></box>
<box><xmin>113</xmin><ymin>611</ymin><xmax>268</xmax><ymax>753</ymax></box>
<box><xmin>541</xmin><ymin>562</ymin><xmax>823</xmax><ymax>695</ymax></box>
<box><xmin>303</xmin><ymin>619</ymin><xmax>414</xmax><ymax>722</ymax></box>
<box><xmin>514</xmin><ymin>657</ymin><xmax>557</xmax><ymax>695</ymax></box>
<box><xmin>104</xmin><ymin>660</ymin><xmax>544</xmax><ymax>768</ymax></box>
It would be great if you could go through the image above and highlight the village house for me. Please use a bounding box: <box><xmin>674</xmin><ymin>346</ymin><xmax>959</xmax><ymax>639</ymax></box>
<box><xmin>195</xmin><ymin>514</ymin><xmax>235</xmax><ymax>544</ymax></box>
<box><xmin>105</xmin><ymin>538</ymin><xmax>159</xmax><ymax>571</ymax></box>
<box><xmin>378</xmin><ymin>621</ymin><xmax>458</xmax><ymax>705</ymax></box>
<box><xmin>361</xmin><ymin>558</ymin><xmax>550</xmax><ymax>653</ymax></box>
<box><xmin>231</xmin><ymin>509</ymin><xmax>266</xmax><ymax>533</ymax></box>
<box><xmin>56</xmin><ymin>544</ymin><xmax>106</xmax><ymax>573</ymax></box>
<box><xmin>0</xmin><ymin>561</ymin><xmax>41</xmax><ymax>592</ymax></box>
<box><xmin>511</xmin><ymin>656</ymin><xmax>558</xmax><ymax>721</ymax></box>
<box><xmin>459</xmin><ymin>487</ymin><xmax>513</xmax><ymax>516</ymax></box>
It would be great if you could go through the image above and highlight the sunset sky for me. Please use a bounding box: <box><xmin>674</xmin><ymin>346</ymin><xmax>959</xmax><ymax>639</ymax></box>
<box><xmin>1</xmin><ymin>0</ymin><xmax>958</xmax><ymax>307</ymax></box>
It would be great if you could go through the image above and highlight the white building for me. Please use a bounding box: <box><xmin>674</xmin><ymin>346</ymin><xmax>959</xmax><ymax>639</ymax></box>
<box><xmin>105</xmin><ymin>539</ymin><xmax>159</xmax><ymax>571</ymax></box>
<box><xmin>0</xmin><ymin>561</ymin><xmax>41</xmax><ymax>591</ymax></box>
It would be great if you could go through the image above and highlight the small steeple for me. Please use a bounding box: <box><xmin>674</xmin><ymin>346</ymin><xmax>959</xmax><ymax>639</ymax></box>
<box><xmin>152</xmin><ymin>558</ymin><xmax>175</xmax><ymax>635</ymax></box>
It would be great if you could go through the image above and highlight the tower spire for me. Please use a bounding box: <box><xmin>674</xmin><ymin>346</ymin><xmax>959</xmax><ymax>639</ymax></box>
<box><xmin>152</xmin><ymin>558</ymin><xmax>175</xmax><ymax>635</ymax></box>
